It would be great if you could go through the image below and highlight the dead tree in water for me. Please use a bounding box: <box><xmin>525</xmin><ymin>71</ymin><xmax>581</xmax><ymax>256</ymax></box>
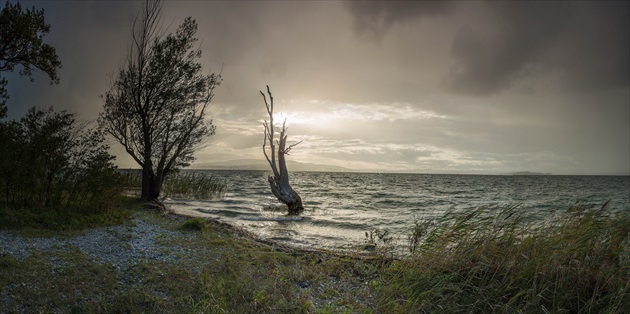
<box><xmin>260</xmin><ymin>85</ymin><xmax>304</xmax><ymax>215</ymax></box>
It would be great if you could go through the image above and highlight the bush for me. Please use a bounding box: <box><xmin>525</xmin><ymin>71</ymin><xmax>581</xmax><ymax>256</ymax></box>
<box><xmin>0</xmin><ymin>107</ymin><xmax>123</xmax><ymax>229</ymax></box>
<box><xmin>180</xmin><ymin>217</ymin><xmax>208</xmax><ymax>231</ymax></box>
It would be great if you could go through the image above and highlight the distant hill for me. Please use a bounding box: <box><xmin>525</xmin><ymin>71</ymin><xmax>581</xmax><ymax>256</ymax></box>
<box><xmin>191</xmin><ymin>159</ymin><xmax>350</xmax><ymax>172</ymax></box>
<box><xmin>510</xmin><ymin>171</ymin><xmax>552</xmax><ymax>175</ymax></box>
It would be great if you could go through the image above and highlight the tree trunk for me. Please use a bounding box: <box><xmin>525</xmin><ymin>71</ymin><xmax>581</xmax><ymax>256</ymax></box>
<box><xmin>141</xmin><ymin>166</ymin><xmax>163</xmax><ymax>202</ymax></box>
<box><xmin>141</xmin><ymin>168</ymin><xmax>164</xmax><ymax>201</ymax></box>
<box><xmin>268</xmin><ymin>175</ymin><xmax>303</xmax><ymax>215</ymax></box>
<box><xmin>150</xmin><ymin>176</ymin><xmax>162</xmax><ymax>201</ymax></box>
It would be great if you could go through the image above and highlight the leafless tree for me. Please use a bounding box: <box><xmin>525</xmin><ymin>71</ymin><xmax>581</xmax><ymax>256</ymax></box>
<box><xmin>261</xmin><ymin>86</ymin><xmax>303</xmax><ymax>215</ymax></box>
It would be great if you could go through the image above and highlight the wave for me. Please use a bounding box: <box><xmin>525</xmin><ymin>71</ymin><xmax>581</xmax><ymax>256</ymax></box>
<box><xmin>239</xmin><ymin>215</ymin><xmax>305</xmax><ymax>222</ymax></box>
<box><xmin>193</xmin><ymin>208</ymin><xmax>255</xmax><ymax>217</ymax></box>
<box><xmin>170</xmin><ymin>172</ymin><xmax>629</xmax><ymax>253</ymax></box>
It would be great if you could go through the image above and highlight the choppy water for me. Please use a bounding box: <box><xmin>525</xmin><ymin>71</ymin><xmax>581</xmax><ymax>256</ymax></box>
<box><xmin>166</xmin><ymin>171</ymin><xmax>630</xmax><ymax>252</ymax></box>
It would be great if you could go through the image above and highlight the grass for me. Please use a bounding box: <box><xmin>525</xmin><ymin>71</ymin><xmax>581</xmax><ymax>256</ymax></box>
<box><xmin>120</xmin><ymin>170</ymin><xmax>227</xmax><ymax>199</ymax></box>
<box><xmin>179</xmin><ymin>216</ymin><xmax>209</xmax><ymax>231</ymax></box>
<box><xmin>0</xmin><ymin>195</ymin><xmax>132</xmax><ymax>232</ymax></box>
<box><xmin>162</xmin><ymin>171</ymin><xmax>227</xmax><ymax>199</ymax></box>
<box><xmin>1</xmin><ymin>199</ymin><xmax>628</xmax><ymax>312</ymax></box>
<box><xmin>376</xmin><ymin>202</ymin><xmax>630</xmax><ymax>313</ymax></box>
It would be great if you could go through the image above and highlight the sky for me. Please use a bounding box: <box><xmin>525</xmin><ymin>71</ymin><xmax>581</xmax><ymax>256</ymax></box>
<box><xmin>4</xmin><ymin>1</ymin><xmax>629</xmax><ymax>175</ymax></box>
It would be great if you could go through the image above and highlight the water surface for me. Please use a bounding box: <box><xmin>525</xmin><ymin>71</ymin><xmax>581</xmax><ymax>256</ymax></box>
<box><xmin>166</xmin><ymin>171</ymin><xmax>630</xmax><ymax>252</ymax></box>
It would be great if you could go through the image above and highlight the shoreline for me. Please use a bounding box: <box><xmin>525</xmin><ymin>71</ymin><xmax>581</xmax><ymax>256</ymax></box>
<box><xmin>0</xmin><ymin>206</ymin><xmax>388</xmax><ymax>312</ymax></box>
<box><xmin>0</xmin><ymin>208</ymin><xmax>379</xmax><ymax>263</ymax></box>
<box><xmin>166</xmin><ymin>209</ymin><xmax>389</xmax><ymax>260</ymax></box>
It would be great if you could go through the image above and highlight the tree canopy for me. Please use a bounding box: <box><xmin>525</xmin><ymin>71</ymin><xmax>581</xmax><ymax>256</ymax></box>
<box><xmin>0</xmin><ymin>107</ymin><xmax>119</xmax><ymax>214</ymax></box>
<box><xmin>0</xmin><ymin>0</ymin><xmax>61</xmax><ymax>116</ymax></box>
<box><xmin>0</xmin><ymin>2</ymin><xmax>121</xmax><ymax>229</ymax></box>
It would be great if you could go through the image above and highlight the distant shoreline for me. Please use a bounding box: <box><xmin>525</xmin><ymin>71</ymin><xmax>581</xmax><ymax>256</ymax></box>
<box><xmin>115</xmin><ymin>168</ymin><xmax>630</xmax><ymax>176</ymax></box>
<box><xmin>509</xmin><ymin>171</ymin><xmax>553</xmax><ymax>176</ymax></box>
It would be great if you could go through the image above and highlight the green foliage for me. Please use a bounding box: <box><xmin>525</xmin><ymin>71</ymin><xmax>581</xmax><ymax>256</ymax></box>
<box><xmin>377</xmin><ymin>203</ymin><xmax>630</xmax><ymax>313</ymax></box>
<box><xmin>0</xmin><ymin>107</ymin><xmax>124</xmax><ymax>229</ymax></box>
<box><xmin>0</xmin><ymin>3</ymin><xmax>117</xmax><ymax>230</ymax></box>
<box><xmin>180</xmin><ymin>217</ymin><xmax>207</xmax><ymax>231</ymax></box>
<box><xmin>0</xmin><ymin>0</ymin><xmax>61</xmax><ymax>111</ymax></box>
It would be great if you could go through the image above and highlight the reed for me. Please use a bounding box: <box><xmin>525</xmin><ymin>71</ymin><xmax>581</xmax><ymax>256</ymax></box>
<box><xmin>162</xmin><ymin>171</ymin><xmax>226</xmax><ymax>199</ymax></box>
<box><xmin>118</xmin><ymin>170</ymin><xmax>227</xmax><ymax>200</ymax></box>
<box><xmin>378</xmin><ymin>202</ymin><xmax>630</xmax><ymax>312</ymax></box>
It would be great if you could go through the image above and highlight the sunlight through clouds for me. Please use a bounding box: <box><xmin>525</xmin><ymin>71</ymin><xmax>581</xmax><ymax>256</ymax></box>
<box><xmin>270</xmin><ymin>100</ymin><xmax>448</xmax><ymax>127</ymax></box>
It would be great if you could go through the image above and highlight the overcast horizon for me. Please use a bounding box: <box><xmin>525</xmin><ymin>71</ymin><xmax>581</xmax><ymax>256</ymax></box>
<box><xmin>4</xmin><ymin>1</ymin><xmax>629</xmax><ymax>175</ymax></box>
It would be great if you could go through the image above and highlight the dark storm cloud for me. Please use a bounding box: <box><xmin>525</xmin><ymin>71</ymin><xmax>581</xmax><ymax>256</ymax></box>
<box><xmin>344</xmin><ymin>1</ymin><xmax>453</xmax><ymax>40</ymax></box>
<box><xmin>556</xmin><ymin>2</ymin><xmax>630</xmax><ymax>91</ymax></box>
<box><xmin>446</xmin><ymin>1</ymin><xmax>629</xmax><ymax>95</ymax></box>
<box><xmin>345</xmin><ymin>1</ymin><xmax>629</xmax><ymax>96</ymax></box>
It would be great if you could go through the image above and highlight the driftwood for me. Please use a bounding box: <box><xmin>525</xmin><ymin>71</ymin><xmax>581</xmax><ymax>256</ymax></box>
<box><xmin>260</xmin><ymin>85</ymin><xmax>304</xmax><ymax>215</ymax></box>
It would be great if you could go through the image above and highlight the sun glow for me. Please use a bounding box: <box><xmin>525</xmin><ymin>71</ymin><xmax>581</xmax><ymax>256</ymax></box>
<box><xmin>270</xmin><ymin>100</ymin><xmax>448</xmax><ymax>129</ymax></box>
<box><xmin>272</xmin><ymin>111</ymin><xmax>317</xmax><ymax>126</ymax></box>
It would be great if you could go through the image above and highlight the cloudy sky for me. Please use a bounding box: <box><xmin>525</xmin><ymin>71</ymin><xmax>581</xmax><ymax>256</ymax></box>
<box><xmin>5</xmin><ymin>1</ymin><xmax>629</xmax><ymax>175</ymax></box>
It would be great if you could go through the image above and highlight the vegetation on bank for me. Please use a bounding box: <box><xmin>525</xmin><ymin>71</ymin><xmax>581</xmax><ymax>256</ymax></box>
<box><xmin>1</xmin><ymin>197</ymin><xmax>628</xmax><ymax>313</ymax></box>
<box><xmin>0</xmin><ymin>107</ymin><xmax>125</xmax><ymax>230</ymax></box>
<box><xmin>0</xmin><ymin>107</ymin><xmax>225</xmax><ymax>231</ymax></box>
<box><xmin>99</xmin><ymin>0</ymin><xmax>221</xmax><ymax>202</ymax></box>
<box><xmin>381</xmin><ymin>202</ymin><xmax>630</xmax><ymax>312</ymax></box>
<box><xmin>120</xmin><ymin>170</ymin><xmax>227</xmax><ymax>200</ymax></box>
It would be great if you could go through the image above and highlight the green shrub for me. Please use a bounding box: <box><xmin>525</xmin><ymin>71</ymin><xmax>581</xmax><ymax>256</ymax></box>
<box><xmin>180</xmin><ymin>217</ymin><xmax>208</xmax><ymax>231</ymax></box>
<box><xmin>0</xmin><ymin>107</ymin><xmax>124</xmax><ymax>229</ymax></box>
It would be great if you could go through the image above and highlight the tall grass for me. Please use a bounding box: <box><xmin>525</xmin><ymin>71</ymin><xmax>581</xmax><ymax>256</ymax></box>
<box><xmin>119</xmin><ymin>170</ymin><xmax>226</xmax><ymax>200</ymax></box>
<box><xmin>162</xmin><ymin>172</ymin><xmax>226</xmax><ymax>199</ymax></box>
<box><xmin>379</xmin><ymin>202</ymin><xmax>630</xmax><ymax>313</ymax></box>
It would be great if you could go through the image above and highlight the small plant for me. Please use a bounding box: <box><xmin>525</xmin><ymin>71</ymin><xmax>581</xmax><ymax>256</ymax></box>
<box><xmin>180</xmin><ymin>217</ymin><xmax>208</xmax><ymax>231</ymax></box>
<box><xmin>407</xmin><ymin>218</ymin><xmax>434</xmax><ymax>253</ymax></box>
<box><xmin>364</xmin><ymin>228</ymin><xmax>393</xmax><ymax>251</ymax></box>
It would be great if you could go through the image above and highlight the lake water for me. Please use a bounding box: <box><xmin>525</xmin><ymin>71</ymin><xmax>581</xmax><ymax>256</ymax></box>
<box><xmin>165</xmin><ymin>171</ymin><xmax>630</xmax><ymax>253</ymax></box>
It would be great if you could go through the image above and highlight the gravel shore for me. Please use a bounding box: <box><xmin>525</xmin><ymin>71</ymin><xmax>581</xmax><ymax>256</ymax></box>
<box><xmin>1</xmin><ymin>212</ymin><xmax>380</xmax><ymax>313</ymax></box>
<box><xmin>0</xmin><ymin>217</ymin><xmax>184</xmax><ymax>270</ymax></box>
